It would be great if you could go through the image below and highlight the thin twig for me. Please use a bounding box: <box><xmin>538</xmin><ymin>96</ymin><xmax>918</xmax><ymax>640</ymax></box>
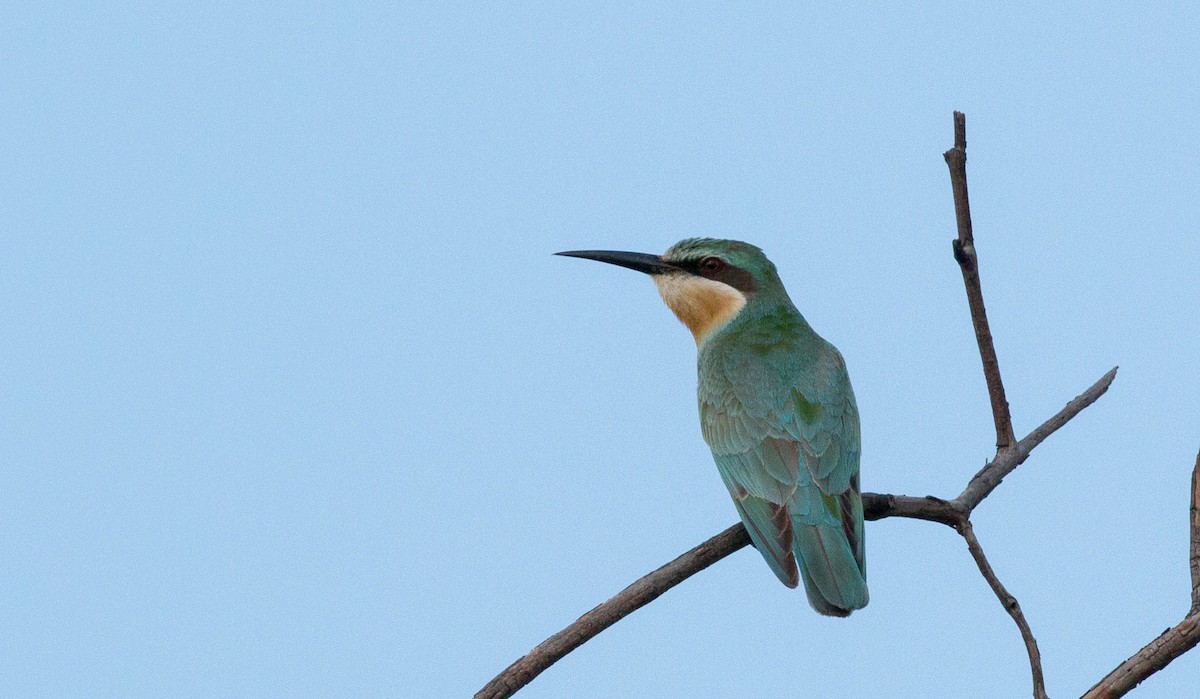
<box><xmin>958</xmin><ymin>520</ymin><xmax>1048</xmax><ymax>699</ymax></box>
<box><xmin>957</xmin><ymin>367</ymin><xmax>1118</xmax><ymax>511</ymax></box>
<box><xmin>944</xmin><ymin>111</ymin><xmax>1016</xmax><ymax>452</ymax></box>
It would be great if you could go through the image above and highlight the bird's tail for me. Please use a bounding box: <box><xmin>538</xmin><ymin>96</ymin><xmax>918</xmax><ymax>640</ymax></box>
<box><xmin>792</xmin><ymin>520</ymin><xmax>868</xmax><ymax>617</ymax></box>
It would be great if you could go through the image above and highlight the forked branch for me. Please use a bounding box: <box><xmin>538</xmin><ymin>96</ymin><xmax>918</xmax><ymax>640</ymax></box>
<box><xmin>475</xmin><ymin>368</ymin><xmax>1115</xmax><ymax>699</ymax></box>
<box><xmin>476</xmin><ymin>113</ymin><xmax>1195</xmax><ymax>699</ymax></box>
<box><xmin>957</xmin><ymin>367</ymin><xmax>1117</xmax><ymax>511</ymax></box>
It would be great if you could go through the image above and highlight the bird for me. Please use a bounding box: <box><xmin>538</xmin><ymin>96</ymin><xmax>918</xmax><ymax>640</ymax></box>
<box><xmin>557</xmin><ymin>238</ymin><xmax>867</xmax><ymax>616</ymax></box>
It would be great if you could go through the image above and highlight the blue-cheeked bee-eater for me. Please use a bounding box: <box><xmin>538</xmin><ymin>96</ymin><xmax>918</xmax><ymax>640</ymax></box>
<box><xmin>558</xmin><ymin>238</ymin><xmax>867</xmax><ymax>616</ymax></box>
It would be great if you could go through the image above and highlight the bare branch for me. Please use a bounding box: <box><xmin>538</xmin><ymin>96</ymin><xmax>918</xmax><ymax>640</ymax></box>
<box><xmin>475</xmin><ymin>493</ymin><xmax>975</xmax><ymax>699</ymax></box>
<box><xmin>479</xmin><ymin>373</ymin><xmax>1128</xmax><ymax>698</ymax></box>
<box><xmin>1080</xmin><ymin>615</ymin><xmax>1200</xmax><ymax>699</ymax></box>
<box><xmin>475</xmin><ymin>523</ymin><xmax>751</xmax><ymax>699</ymax></box>
<box><xmin>484</xmin><ymin>114</ymin><xmax>1189</xmax><ymax>699</ymax></box>
<box><xmin>474</xmin><ymin>369</ymin><xmax>1116</xmax><ymax>699</ymax></box>
<box><xmin>1191</xmin><ymin>450</ymin><xmax>1199</xmax><ymax>616</ymax></box>
<box><xmin>863</xmin><ymin>493</ymin><xmax>965</xmax><ymax>526</ymax></box>
<box><xmin>957</xmin><ymin>520</ymin><xmax>1047</xmax><ymax>699</ymax></box>
<box><xmin>944</xmin><ymin>111</ymin><xmax>1016</xmax><ymax>452</ymax></box>
<box><xmin>1080</xmin><ymin>452</ymin><xmax>1200</xmax><ymax>698</ymax></box>
<box><xmin>957</xmin><ymin>366</ymin><xmax>1118</xmax><ymax>511</ymax></box>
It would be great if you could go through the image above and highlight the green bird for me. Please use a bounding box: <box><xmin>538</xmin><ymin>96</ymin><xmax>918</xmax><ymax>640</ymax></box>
<box><xmin>558</xmin><ymin>238</ymin><xmax>867</xmax><ymax>616</ymax></box>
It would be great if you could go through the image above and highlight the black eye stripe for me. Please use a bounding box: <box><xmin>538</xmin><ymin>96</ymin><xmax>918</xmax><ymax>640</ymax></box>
<box><xmin>671</xmin><ymin>256</ymin><xmax>757</xmax><ymax>293</ymax></box>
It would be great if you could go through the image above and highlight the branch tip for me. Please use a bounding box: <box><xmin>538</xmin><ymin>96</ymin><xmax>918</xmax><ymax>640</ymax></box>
<box><xmin>943</xmin><ymin>110</ymin><xmax>1014</xmax><ymax>452</ymax></box>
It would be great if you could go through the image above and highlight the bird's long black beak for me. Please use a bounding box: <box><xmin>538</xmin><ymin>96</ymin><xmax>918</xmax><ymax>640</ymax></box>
<box><xmin>555</xmin><ymin>250</ymin><xmax>680</xmax><ymax>275</ymax></box>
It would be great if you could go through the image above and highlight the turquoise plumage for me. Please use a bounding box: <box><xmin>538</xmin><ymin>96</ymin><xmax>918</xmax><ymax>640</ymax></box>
<box><xmin>558</xmin><ymin>238</ymin><xmax>867</xmax><ymax>616</ymax></box>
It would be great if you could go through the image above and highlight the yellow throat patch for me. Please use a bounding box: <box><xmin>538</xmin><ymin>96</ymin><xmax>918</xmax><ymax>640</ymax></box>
<box><xmin>654</xmin><ymin>273</ymin><xmax>748</xmax><ymax>344</ymax></box>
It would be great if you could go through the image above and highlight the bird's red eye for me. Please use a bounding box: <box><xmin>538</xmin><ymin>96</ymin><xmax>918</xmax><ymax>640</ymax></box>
<box><xmin>700</xmin><ymin>257</ymin><xmax>725</xmax><ymax>273</ymax></box>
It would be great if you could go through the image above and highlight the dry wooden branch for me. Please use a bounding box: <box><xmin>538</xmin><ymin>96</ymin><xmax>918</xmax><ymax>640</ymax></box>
<box><xmin>1080</xmin><ymin>451</ymin><xmax>1200</xmax><ymax>698</ymax></box>
<box><xmin>957</xmin><ymin>367</ymin><xmax>1118</xmax><ymax>511</ymax></box>
<box><xmin>1191</xmin><ymin>450</ymin><xmax>1199</xmax><ymax>617</ymax></box>
<box><xmin>942</xmin><ymin>110</ymin><xmax>1044</xmax><ymax>699</ymax></box>
<box><xmin>944</xmin><ymin>111</ymin><xmax>1015</xmax><ymax>453</ymax></box>
<box><xmin>475</xmin><ymin>524</ymin><xmax>750</xmax><ymax>699</ymax></box>
<box><xmin>478</xmin><ymin>113</ymin><xmax>1197</xmax><ymax>699</ymax></box>
<box><xmin>474</xmin><ymin>369</ymin><xmax>1114</xmax><ymax>699</ymax></box>
<box><xmin>958</xmin><ymin>520</ymin><xmax>1048</xmax><ymax>699</ymax></box>
<box><xmin>1080</xmin><ymin>609</ymin><xmax>1200</xmax><ymax>699</ymax></box>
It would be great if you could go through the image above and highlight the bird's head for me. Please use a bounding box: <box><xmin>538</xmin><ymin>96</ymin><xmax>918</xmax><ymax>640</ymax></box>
<box><xmin>557</xmin><ymin>238</ymin><xmax>785</xmax><ymax>344</ymax></box>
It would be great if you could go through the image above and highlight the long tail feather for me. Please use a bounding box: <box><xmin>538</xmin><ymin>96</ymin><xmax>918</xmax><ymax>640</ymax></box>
<box><xmin>793</xmin><ymin>521</ymin><xmax>868</xmax><ymax>616</ymax></box>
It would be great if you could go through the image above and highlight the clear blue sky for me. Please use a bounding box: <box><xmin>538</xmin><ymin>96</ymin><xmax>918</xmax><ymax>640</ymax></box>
<box><xmin>3</xmin><ymin>3</ymin><xmax>1198</xmax><ymax>697</ymax></box>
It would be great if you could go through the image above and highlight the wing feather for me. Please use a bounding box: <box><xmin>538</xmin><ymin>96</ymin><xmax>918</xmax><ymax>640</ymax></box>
<box><xmin>699</xmin><ymin>319</ymin><xmax>866</xmax><ymax>613</ymax></box>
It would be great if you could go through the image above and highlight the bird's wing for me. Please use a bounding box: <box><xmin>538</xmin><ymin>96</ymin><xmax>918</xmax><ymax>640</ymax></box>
<box><xmin>702</xmin><ymin>342</ymin><xmax>860</xmax><ymax>496</ymax></box>
<box><xmin>700</xmin><ymin>341</ymin><xmax>865</xmax><ymax>593</ymax></box>
<box><xmin>781</xmin><ymin>349</ymin><xmax>861</xmax><ymax>496</ymax></box>
<box><xmin>709</xmin><ymin>438</ymin><xmax>802</xmax><ymax>587</ymax></box>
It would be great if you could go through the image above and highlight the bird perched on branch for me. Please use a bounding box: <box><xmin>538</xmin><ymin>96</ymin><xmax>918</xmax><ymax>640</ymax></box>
<box><xmin>558</xmin><ymin>239</ymin><xmax>867</xmax><ymax>616</ymax></box>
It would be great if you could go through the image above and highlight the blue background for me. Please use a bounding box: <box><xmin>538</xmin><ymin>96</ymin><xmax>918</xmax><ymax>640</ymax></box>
<box><xmin>3</xmin><ymin>3</ymin><xmax>1198</xmax><ymax>697</ymax></box>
